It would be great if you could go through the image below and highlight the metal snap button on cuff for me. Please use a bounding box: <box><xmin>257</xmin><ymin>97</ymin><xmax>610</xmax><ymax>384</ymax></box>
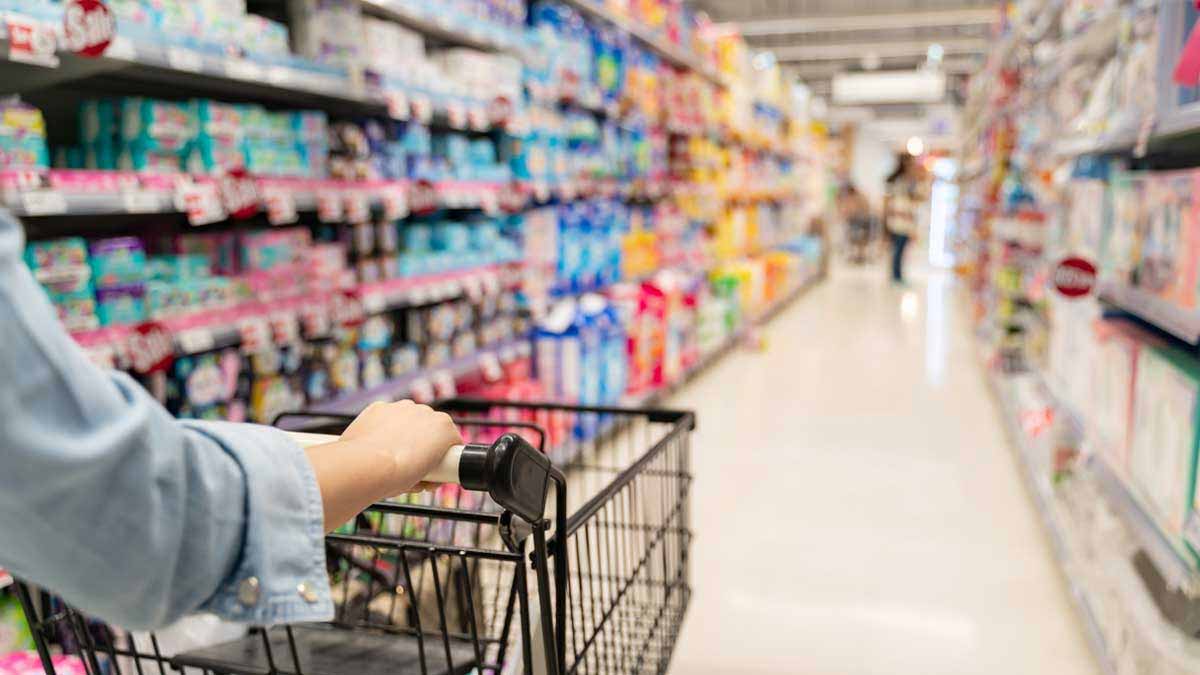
<box><xmin>297</xmin><ymin>582</ymin><xmax>319</xmax><ymax>604</ymax></box>
<box><xmin>237</xmin><ymin>578</ymin><xmax>260</xmax><ymax>607</ymax></box>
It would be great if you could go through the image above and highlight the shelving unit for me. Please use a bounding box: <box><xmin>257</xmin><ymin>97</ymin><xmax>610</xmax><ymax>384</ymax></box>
<box><xmin>1098</xmin><ymin>282</ymin><xmax>1200</xmax><ymax>344</ymax></box>
<box><xmin>557</xmin><ymin>0</ymin><xmax>725</xmax><ymax>85</ymax></box>
<box><xmin>0</xmin><ymin>24</ymin><xmax>379</xmax><ymax>115</ymax></box>
<box><xmin>358</xmin><ymin>1</ymin><xmax>520</xmax><ymax>53</ymax></box>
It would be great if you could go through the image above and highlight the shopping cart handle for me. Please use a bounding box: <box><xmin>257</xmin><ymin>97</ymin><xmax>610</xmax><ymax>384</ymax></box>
<box><xmin>286</xmin><ymin>432</ymin><xmax>464</xmax><ymax>484</ymax></box>
<box><xmin>286</xmin><ymin>432</ymin><xmax>551</xmax><ymax>522</ymax></box>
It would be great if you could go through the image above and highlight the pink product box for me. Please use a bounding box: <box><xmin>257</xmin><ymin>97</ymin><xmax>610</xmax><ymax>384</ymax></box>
<box><xmin>302</xmin><ymin>242</ymin><xmax>349</xmax><ymax>273</ymax></box>
<box><xmin>0</xmin><ymin>652</ymin><xmax>88</xmax><ymax>675</ymax></box>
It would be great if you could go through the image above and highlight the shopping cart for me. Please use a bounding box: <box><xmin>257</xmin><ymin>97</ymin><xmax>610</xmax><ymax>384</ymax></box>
<box><xmin>11</xmin><ymin>399</ymin><xmax>695</xmax><ymax>675</ymax></box>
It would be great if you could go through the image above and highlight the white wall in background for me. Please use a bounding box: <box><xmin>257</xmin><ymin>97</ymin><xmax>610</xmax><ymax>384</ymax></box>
<box><xmin>849</xmin><ymin>128</ymin><xmax>895</xmax><ymax>210</ymax></box>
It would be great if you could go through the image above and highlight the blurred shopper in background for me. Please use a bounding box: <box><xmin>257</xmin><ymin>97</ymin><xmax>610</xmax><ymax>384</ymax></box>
<box><xmin>837</xmin><ymin>183</ymin><xmax>873</xmax><ymax>264</ymax></box>
<box><xmin>884</xmin><ymin>153</ymin><xmax>920</xmax><ymax>283</ymax></box>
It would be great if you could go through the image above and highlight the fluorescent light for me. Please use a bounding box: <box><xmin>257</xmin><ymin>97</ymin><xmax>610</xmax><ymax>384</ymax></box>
<box><xmin>832</xmin><ymin>70</ymin><xmax>946</xmax><ymax>104</ymax></box>
<box><xmin>907</xmin><ymin>136</ymin><xmax>925</xmax><ymax>156</ymax></box>
<box><xmin>775</xmin><ymin>38</ymin><xmax>988</xmax><ymax>62</ymax></box>
<box><xmin>737</xmin><ymin>8</ymin><xmax>995</xmax><ymax>37</ymax></box>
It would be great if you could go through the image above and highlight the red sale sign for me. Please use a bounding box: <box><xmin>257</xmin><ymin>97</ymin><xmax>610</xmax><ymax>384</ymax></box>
<box><xmin>1053</xmin><ymin>257</ymin><xmax>1097</xmax><ymax>298</ymax></box>
<box><xmin>218</xmin><ymin>168</ymin><xmax>259</xmax><ymax>220</ymax></box>
<box><xmin>126</xmin><ymin>322</ymin><xmax>175</xmax><ymax>374</ymax></box>
<box><xmin>62</xmin><ymin>0</ymin><xmax>115</xmax><ymax>57</ymax></box>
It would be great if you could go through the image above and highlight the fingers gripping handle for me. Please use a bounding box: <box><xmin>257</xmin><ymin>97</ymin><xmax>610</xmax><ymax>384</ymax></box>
<box><xmin>288</xmin><ymin>431</ymin><xmax>552</xmax><ymax>522</ymax></box>
<box><xmin>287</xmin><ymin>432</ymin><xmax>464</xmax><ymax>484</ymax></box>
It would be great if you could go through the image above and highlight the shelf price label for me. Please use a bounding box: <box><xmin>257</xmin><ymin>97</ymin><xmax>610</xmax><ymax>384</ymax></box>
<box><xmin>166</xmin><ymin>46</ymin><xmax>204</xmax><ymax>73</ymax></box>
<box><xmin>409</xmin><ymin>377</ymin><xmax>435</xmax><ymax>404</ymax></box>
<box><xmin>382</xmin><ymin>184</ymin><xmax>408</xmax><ymax>220</ymax></box>
<box><xmin>20</xmin><ymin>190</ymin><xmax>67</xmax><ymax>216</ymax></box>
<box><xmin>480</xmin><ymin>188</ymin><xmax>500</xmax><ymax>215</ymax></box>
<box><xmin>121</xmin><ymin>189</ymin><xmax>160</xmax><ymax>213</ymax></box>
<box><xmin>299</xmin><ymin>303</ymin><xmax>331</xmax><ymax>338</ymax></box>
<box><xmin>478</xmin><ymin>352</ymin><xmax>502</xmax><ymax>382</ymax></box>
<box><xmin>62</xmin><ymin>0</ymin><xmax>115</xmax><ymax>57</ymax></box>
<box><xmin>330</xmin><ymin>291</ymin><xmax>365</xmax><ymax>328</ymax></box>
<box><xmin>7</xmin><ymin>16</ymin><xmax>60</xmax><ymax>67</ymax></box>
<box><xmin>446</xmin><ymin>101</ymin><xmax>467</xmax><ymax>130</ymax></box>
<box><xmin>343</xmin><ymin>191</ymin><xmax>370</xmax><ymax>224</ymax></box>
<box><xmin>432</xmin><ymin>369</ymin><xmax>457</xmax><ymax>399</ymax></box>
<box><xmin>409</xmin><ymin>180</ymin><xmax>439</xmax><ymax>216</ymax></box>
<box><xmin>489</xmin><ymin>96</ymin><xmax>513</xmax><ymax>126</ymax></box>
<box><xmin>316</xmin><ymin>189</ymin><xmax>343</xmax><ymax>223</ymax></box>
<box><xmin>176</xmin><ymin>179</ymin><xmax>226</xmax><ymax>226</ymax></box>
<box><xmin>269</xmin><ymin>312</ymin><xmax>300</xmax><ymax>346</ymax></box>
<box><xmin>361</xmin><ymin>292</ymin><xmax>386</xmax><ymax>315</ymax></box>
<box><xmin>262</xmin><ymin>185</ymin><xmax>298</xmax><ymax>225</ymax></box>
<box><xmin>238</xmin><ymin>318</ymin><xmax>271</xmax><ymax>354</ymax></box>
<box><xmin>411</xmin><ymin>96</ymin><xmax>434</xmax><ymax>124</ymax></box>
<box><xmin>468</xmin><ymin>106</ymin><xmax>488</xmax><ymax>131</ymax></box>
<box><xmin>177</xmin><ymin>327</ymin><xmax>216</xmax><ymax>355</ymax></box>
<box><xmin>498</xmin><ymin>181</ymin><xmax>528</xmax><ymax>214</ymax></box>
<box><xmin>386</xmin><ymin>90</ymin><xmax>410</xmax><ymax>121</ymax></box>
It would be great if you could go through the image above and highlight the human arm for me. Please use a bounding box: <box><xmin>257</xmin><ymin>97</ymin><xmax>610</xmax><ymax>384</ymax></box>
<box><xmin>0</xmin><ymin>209</ymin><xmax>457</xmax><ymax>629</ymax></box>
<box><xmin>304</xmin><ymin>400</ymin><xmax>461</xmax><ymax>530</ymax></box>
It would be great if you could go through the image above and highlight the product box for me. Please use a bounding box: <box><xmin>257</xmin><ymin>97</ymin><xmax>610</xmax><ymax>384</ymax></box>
<box><xmin>1088</xmin><ymin>320</ymin><xmax>1140</xmax><ymax>476</ymax></box>
<box><xmin>1104</xmin><ymin>168</ymin><xmax>1149</xmax><ymax>287</ymax></box>
<box><xmin>1140</xmin><ymin>171</ymin><xmax>1200</xmax><ymax>308</ymax></box>
<box><xmin>1128</xmin><ymin>342</ymin><xmax>1200</xmax><ymax>556</ymax></box>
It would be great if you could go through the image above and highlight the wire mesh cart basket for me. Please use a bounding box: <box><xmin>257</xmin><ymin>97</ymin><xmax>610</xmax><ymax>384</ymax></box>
<box><xmin>11</xmin><ymin>399</ymin><xmax>695</xmax><ymax>675</ymax></box>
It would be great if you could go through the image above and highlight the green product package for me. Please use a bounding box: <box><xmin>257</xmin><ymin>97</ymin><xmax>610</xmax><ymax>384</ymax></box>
<box><xmin>0</xmin><ymin>593</ymin><xmax>34</xmax><ymax>654</ymax></box>
<box><xmin>1127</xmin><ymin>342</ymin><xmax>1200</xmax><ymax>570</ymax></box>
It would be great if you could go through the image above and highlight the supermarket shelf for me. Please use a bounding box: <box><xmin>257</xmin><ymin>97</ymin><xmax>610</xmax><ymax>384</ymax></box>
<box><xmin>1098</xmin><ymin>281</ymin><xmax>1200</xmax><ymax>344</ymax></box>
<box><xmin>1052</xmin><ymin>124</ymin><xmax>1140</xmax><ymax>158</ymax></box>
<box><xmin>0</xmin><ymin>28</ymin><xmax>381</xmax><ymax>115</ymax></box>
<box><xmin>359</xmin><ymin>1</ymin><xmax>518</xmax><ymax>53</ymax></box>
<box><xmin>310</xmin><ymin>339</ymin><xmax>531</xmax><ymax>415</ymax></box>
<box><xmin>70</xmin><ymin>265</ymin><xmax>514</xmax><ymax>364</ymax></box>
<box><xmin>0</xmin><ymin>169</ymin><xmax>671</xmax><ymax>219</ymax></box>
<box><xmin>557</xmin><ymin>0</ymin><xmax>725</xmax><ymax>86</ymax></box>
<box><xmin>1090</xmin><ymin>458</ymin><xmax>1200</xmax><ymax>598</ymax></box>
<box><xmin>632</xmin><ymin>271</ymin><xmax>823</xmax><ymax>406</ymax></box>
<box><xmin>984</xmin><ymin>369</ymin><xmax>1116</xmax><ymax>675</ymax></box>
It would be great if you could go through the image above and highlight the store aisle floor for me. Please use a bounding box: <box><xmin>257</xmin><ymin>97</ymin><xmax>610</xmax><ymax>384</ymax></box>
<box><xmin>669</xmin><ymin>263</ymin><xmax>1098</xmax><ymax>675</ymax></box>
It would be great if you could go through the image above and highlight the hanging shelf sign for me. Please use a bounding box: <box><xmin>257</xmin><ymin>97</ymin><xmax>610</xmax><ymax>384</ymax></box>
<box><xmin>62</xmin><ymin>0</ymin><xmax>115</xmax><ymax>57</ymax></box>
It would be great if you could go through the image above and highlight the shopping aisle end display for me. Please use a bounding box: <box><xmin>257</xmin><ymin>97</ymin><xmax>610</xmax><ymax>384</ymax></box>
<box><xmin>670</xmin><ymin>264</ymin><xmax>1096</xmax><ymax>675</ymax></box>
<box><xmin>961</xmin><ymin>1</ymin><xmax>1200</xmax><ymax>673</ymax></box>
<box><xmin>0</xmin><ymin>0</ymin><xmax>830</xmax><ymax>673</ymax></box>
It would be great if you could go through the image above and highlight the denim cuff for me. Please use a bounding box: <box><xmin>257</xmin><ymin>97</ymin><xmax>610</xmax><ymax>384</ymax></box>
<box><xmin>183</xmin><ymin>421</ymin><xmax>333</xmax><ymax>626</ymax></box>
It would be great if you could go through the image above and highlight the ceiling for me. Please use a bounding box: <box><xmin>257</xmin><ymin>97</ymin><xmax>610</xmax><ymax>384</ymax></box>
<box><xmin>694</xmin><ymin>0</ymin><xmax>996</xmax><ymax>102</ymax></box>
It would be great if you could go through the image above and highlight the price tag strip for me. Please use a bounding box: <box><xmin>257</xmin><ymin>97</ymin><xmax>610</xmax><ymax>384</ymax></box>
<box><xmin>177</xmin><ymin>326</ymin><xmax>217</xmax><ymax>355</ymax></box>
<box><xmin>316</xmin><ymin>189</ymin><xmax>344</xmax><ymax>223</ymax></box>
<box><xmin>263</xmin><ymin>184</ymin><xmax>298</xmax><ymax>225</ymax></box>
<box><xmin>20</xmin><ymin>189</ymin><xmax>68</xmax><ymax>216</ymax></box>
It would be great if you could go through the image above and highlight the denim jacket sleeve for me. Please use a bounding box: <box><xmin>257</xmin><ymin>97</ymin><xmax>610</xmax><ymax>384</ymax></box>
<box><xmin>0</xmin><ymin>209</ymin><xmax>333</xmax><ymax>630</ymax></box>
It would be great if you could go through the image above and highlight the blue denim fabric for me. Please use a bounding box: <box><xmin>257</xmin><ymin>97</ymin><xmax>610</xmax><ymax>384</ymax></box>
<box><xmin>0</xmin><ymin>209</ymin><xmax>332</xmax><ymax>629</ymax></box>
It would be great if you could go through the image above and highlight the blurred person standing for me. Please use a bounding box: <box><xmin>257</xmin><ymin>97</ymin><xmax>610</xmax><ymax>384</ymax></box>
<box><xmin>884</xmin><ymin>153</ymin><xmax>921</xmax><ymax>283</ymax></box>
<box><xmin>837</xmin><ymin>183</ymin><xmax>872</xmax><ymax>264</ymax></box>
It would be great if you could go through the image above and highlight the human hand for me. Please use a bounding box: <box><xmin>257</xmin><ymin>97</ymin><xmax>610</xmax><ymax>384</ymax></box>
<box><xmin>339</xmin><ymin>400</ymin><xmax>463</xmax><ymax>495</ymax></box>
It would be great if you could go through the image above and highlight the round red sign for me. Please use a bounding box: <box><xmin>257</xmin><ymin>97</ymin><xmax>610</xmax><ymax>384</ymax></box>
<box><xmin>219</xmin><ymin>168</ymin><xmax>260</xmax><ymax>220</ymax></box>
<box><xmin>127</xmin><ymin>322</ymin><xmax>175</xmax><ymax>375</ymax></box>
<box><xmin>62</xmin><ymin>0</ymin><xmax>115</xmax><ymax>57</ymax></box>
<box><xmin>1053</xmin><ymin>257</ymin><xmax>1097</xmax><ymax>298</ymax></box>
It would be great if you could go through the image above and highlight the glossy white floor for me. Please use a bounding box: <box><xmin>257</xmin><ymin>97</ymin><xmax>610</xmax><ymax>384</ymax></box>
<box><xmin>668</xmin><ymin>262</ymin><xmax>1099</xmax><ymax>674</ymax></box>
